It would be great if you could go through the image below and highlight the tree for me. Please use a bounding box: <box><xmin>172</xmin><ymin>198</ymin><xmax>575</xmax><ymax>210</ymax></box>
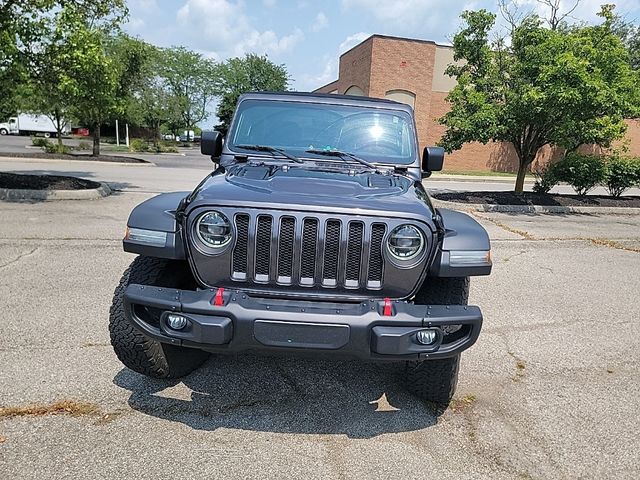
<box><xmin>59</xmin><ymin>18</ymin><xmax>146</xmax><ymax>156</ymax></box>
<box><xmin>611</xmin><ymin>14</ymin><xmax>640</xmax><ymax>70</ymax></box>
<box><xmin>159</xmin><ymin>47</ymin><xmax>218</xmax><ymax>138</ymax></box>
<box><xmin>0</xmin><ymin>1</ymin><xmax>127</xmax><ymax>122</ymax></box>
<box><xmin>439</xmin><ymin>7</ymin><xmax>640</xmax><ymax>193</ymax></box>
<box><xmin>214</xmin><ymin>54</ymin><xmax>289</xmax><ymax>133</ymax></box>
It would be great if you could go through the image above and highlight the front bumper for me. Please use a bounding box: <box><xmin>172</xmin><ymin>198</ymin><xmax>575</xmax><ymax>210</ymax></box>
<box><xmin>124</xmin><ymin>285</ymin><xmax>483</xmax><ymax>360</ymax></box>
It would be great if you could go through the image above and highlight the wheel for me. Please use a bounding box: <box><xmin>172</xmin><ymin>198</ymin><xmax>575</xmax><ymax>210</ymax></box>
<box><xmin>109</xmin><ymin>256</ymin><xmax>210</xmax><ymax>378</ymax></box>
<box><xmin>0</xmin><ymin>128</ymin><xmax>7</xmax><ymax>135</ymax></box>
<box><xmin>404</xmin><ymin>277</ymin><xmax>470</xmax><ymax>405</ymax></box>
<box><xmin>43</xmin><ymin>132</ymin><xmax>50</xmax><ymax>138</ymax></box>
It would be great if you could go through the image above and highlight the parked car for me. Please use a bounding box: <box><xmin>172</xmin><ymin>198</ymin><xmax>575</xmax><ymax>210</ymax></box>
<box><xmin>6</xmin><ymin>113</ymin><xmax>70</xmax><ymax>137</ymax></box>
<box><xmin>110</xmin><ymin>92</ymin><xmax>492</xmax><ymax>405</ymax></box>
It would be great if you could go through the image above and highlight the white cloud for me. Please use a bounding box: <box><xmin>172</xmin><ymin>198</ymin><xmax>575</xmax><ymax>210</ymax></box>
<box><xmin>341</xmin><ymin>0</ymin><xmax>477</xmax><ymax>36</ymax></box>
<box><xmin>500</xmin><ymin>0</ymin><xmax>639</xmax><ymax>26</ymax></box>
<box><xmin>310</xmin><ymin>12</ymin><xmax>329</xmax><ymax>32</ymax></box>
<box><xmin>131</xmin><ymin>0</ymin><xmax>158</xmax><ymax>9</ymax></box>
<box><xmin>297</xmin><ymin>55</ymin><xmax>337</xmax><ymax>91</ymax></box>
<box><xmin>263</xmin><ymin>0</ymin><xmax>276</xmax><ymax>7</ymax></box>
<box><xmin>127</xmin><ymin>17</ymin><xmax>145</xmax><ymax>30</ymax></box>
<box><xmin>296</xmin><ymin>32</ymin><xmax>370</xmax><ymax>91</ymax></box>
<box><xmin>176</xmin><ymin>0</ymin><xmax>304</xmax><ymax>58</ymax></box>
<box><xmin>338</xmin><ymin>32</ymin><xmax>370</xmax><ymax>54</ymax></box>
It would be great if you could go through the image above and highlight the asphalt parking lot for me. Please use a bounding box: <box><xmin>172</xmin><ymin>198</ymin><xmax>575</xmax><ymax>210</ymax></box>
<box><xmin>1</xmin><ymin>157</ymin><xmax>639</xmax><ymax>479</ymax></box>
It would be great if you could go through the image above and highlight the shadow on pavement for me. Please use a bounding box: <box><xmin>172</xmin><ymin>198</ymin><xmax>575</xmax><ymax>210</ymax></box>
<box><xmin>114</xmin><ymin>353</ymin><xmax>441</xmax><ymax>438</ymax></box>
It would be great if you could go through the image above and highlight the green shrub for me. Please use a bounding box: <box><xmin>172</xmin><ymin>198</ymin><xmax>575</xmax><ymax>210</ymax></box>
<box><xmin>44</xmin><ymin>142</ymin><xmax>71</xmax><ymax>154</ymax></box>
<box><xmin>31</xmin><ymin>137</ymin><xmax>50</xmax><ymax>148</ymax></box>
<box><xmin>76</xmin><ymin>140</ymin><xmax>91</xmax><ymax>151</ymax></box>
<box><xmin>633</xmin><ymin>157</ymin><xmax>640</xmax><ymax>187</ymax></box>
<box><xmin>155</xmin><ymin>144</ymin><xmax>179</xmax><ymax>153</ymax></box>
<box><xmin>552</xmin><ymin>153</ymin><xmax>607</xmax><ymax>196</ymax></box>
<box><xmin>604</xmin><ymin>155</ymin><xmax>638</xmax><ymax>197</ymax></box>
<box><xmin>532</xmin><ymin>164</ymin><xmax>559</xmax><ymax>194</ymax></box>
<box><xmin>129</xmin><ymin>138</ymin><xmax>149</xmax><ymax>152</ymax></box>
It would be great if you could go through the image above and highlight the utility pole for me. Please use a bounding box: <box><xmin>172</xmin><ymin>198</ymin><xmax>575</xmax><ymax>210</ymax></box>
<box><xmin>115</xmin><ymin>119</ymin><xmax>120</xmax><ymax>146</ymax></box>
<box><xmin>125</xmin><ymin>123</ymin><xmax>130</xmax><ymax>147</ymax></box>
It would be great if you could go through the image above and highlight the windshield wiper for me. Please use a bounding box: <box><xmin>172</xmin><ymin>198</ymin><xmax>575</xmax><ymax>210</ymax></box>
<box><xmin>234</xmin><ymin>144</ymin><xmax>304</xmax><ymax>164</ymax></box>
<box><xmin>305</xmin><ymin>149</ymin><xmax>378</xmax><ymax>171</ymax></box>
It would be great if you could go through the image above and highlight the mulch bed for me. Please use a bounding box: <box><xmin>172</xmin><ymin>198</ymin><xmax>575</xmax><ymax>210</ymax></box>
<box><xmin>0</xmin><ymin>151</ymin><xmax>147</xmax><ymax>163</ymax></box>
<box><xmin>0</xmin><ymin>172</ymin><xmax>100</xmax><ymax>191</ymax></box>
<box><xmin>433</xmin><ymin>191</ymin><xmax>640</xmax><ymax>208</ymax></box>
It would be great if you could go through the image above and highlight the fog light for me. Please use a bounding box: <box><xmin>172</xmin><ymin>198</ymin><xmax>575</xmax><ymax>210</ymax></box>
<box><xmin>416</xmin><ymin>329</ymin><xmax>438</xmax><ymax>345</ymax></box>
<box><xmin>166</xmin><ymin>314</ymin><xmax>188</xmax><ymax>330</ymax></box>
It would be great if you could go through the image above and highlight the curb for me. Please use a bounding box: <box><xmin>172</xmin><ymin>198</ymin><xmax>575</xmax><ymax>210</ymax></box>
<box><xmin>0</xmin><ymin>182</ymin><xmax>112</xmax><ymax>201</ymax></box>
<box><xmin>429</xmin><ymin>176</ymin><xmax>535</xmax><ymax>184</ymax></box>
<box><xmin>431</xmin><ymin>198</ymin><xmax>640</xmax><ymax>215</ymax></box>
<box><xmin>0</xmin><ymin>155</ymin><xmax>155</xmax><ymax>167</ymax></box>
<box><xmin>0</xmin><ymin>154</ymin><xmax>153</xmax><ymax>166</ymax></box>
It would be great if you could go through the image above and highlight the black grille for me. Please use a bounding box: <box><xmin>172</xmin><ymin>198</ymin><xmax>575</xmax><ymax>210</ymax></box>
<box><xmin>346</xmin><ymin>222</ymin><xmax>364</xmax><ymax>282</ymax></box>
<box><xmin>323</xmin><ymin>220</ymin><xmax>341</xmax><ymax>281</ymax></box>
<box><xmin>368</xmin><ymin>223</ymin><xmax>385</xmax><ymax>284</ymax></box>
<box><xmin>230</xmin><ymin>213</ymin><xmax>390</xmax><ymax>290</ymax></box>
<box><xmin>300</xmin><ymin>219</ymin><xmax>318</xmax><ymax>279</ymax></box>
<box><xmin>255</xmin><ymin>216</ymin><xmax>272</xmax><ymax>277</ymax></box>
<box><xmin>277</xmin><ymin>217</ymin><xmax>295</xmax><ymax>279</ymax></box>
<box><xmin>233</xmin><ymin>214</ymin><xmax>249</xmax><ymax>274</ymax></box>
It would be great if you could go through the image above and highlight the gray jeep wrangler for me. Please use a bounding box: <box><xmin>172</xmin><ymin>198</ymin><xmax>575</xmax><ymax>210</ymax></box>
<box><xmin>110</xmin><ymin>92</ymin><xmax>491</xmax><ymax>405</ymax></box>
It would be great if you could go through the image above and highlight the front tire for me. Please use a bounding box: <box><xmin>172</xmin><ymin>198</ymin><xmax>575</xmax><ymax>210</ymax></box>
<box><xmin>404</xmin><ymin>276</ymin><xmax>470</xmax><ymax>405</ymax></box>
<box><xmin>0</xmin><ymin>128</ymin><xmax>7</xmax><ymax>135</ymax></box>
<box><xmin>109</xmin><ymin>256</ymin><xmax>209</xmax><ymax>378</ymax></box>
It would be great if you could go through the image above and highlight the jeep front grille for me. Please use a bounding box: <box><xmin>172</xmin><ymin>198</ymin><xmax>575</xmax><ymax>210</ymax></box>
<box><xmin>231</xmin><ymin>212</ymin><xmax>387</xmax><ymax>290</ymax></box>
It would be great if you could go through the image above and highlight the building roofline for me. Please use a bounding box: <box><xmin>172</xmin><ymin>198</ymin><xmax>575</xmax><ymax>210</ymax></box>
<box><xmin>339</xmin><ymin>34</ymin><xmax>452</xmax><ymax>59</ymax></box>
<box><xmin>313</xmin><ymin>79</ymin><xmax>339</xmax><ymax>93</ymax></box>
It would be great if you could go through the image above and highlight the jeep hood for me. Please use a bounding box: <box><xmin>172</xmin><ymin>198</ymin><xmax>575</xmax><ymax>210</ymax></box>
<box><xmin>187</xmin><ymin>164</ymin><xmax>434</xmax><ymax>218</ymax></box>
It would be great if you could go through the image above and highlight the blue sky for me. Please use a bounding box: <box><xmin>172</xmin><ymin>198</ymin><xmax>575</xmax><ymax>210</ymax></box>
<box><xmin>124</xmin><ymin>0</ymin><xmax>640</xmax><ymax>127</ymax></box>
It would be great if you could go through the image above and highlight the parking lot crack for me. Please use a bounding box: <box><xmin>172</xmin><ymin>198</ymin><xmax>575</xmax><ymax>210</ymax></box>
<box><xmin>0</xmin><ymin>247</ymin><xmax>38</xmax><ymax>270</ymax></box>
<box><xmin>471</xmin><ymin>213</ymin><xmax>536</xmax><ymax>240</ymax></box>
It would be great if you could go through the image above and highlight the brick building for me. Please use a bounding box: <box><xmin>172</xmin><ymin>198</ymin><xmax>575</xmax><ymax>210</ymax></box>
<box><xmin>314</xmin><ymin>34</ymin><xmax>640</xmax><ymax>173</ymax></box>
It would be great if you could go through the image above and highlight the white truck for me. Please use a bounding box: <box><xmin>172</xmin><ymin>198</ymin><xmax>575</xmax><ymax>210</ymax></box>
<box><xmin>4</xmin><ymin>113</ymin><xmax>70</xmax><ymax>137</ymax></box>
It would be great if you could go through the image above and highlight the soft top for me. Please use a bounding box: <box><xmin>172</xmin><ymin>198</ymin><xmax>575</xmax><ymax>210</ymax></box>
<box><xmin>237</xmin><ymin>91</ymin><xmax>414</xmax><ymax>114</ymax></box>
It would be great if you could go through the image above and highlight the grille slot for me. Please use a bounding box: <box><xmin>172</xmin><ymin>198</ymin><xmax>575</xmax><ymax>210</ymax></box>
<box><xmin>254</xmin><ymin>216</ymin><xmax>272</xmax><ymax>280</ymax></box>
<box><xmin>323</xmin><ymin>220</ymin><xmax>341</xmax><ymax>285</ymax></box>
<box><xmin>345</xmin><ymin>222</ymin><xmax>364</xmax><ymax>286</ymax></box>
<box><xmin>227</xmin><ymin>212</ymin><xmax>398</xmax><ymax>291</ymax></box>
<box><xmin>277</xmin><ymin>217</ymin><xmax>295</xmax><ymax>281</ymax></box>
<box><xmin>300</xmin><ymin>218</ymin><xmax>318</xmax><ymax>284</ymax></box>
<box><xmin>367</xmin><ymin>223</ymin><xmax>385</xmax><ymax>287</ymax></box>
<box><xmin>232</xmin><ymin>214</ymin><xmax>249</xmax><ymax>279</ymax></box>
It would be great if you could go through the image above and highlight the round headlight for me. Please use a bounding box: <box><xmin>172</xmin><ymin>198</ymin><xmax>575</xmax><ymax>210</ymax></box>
<box><xmin>196</xmin><ymin>211</ymin><xmax>232</xmax><ymax>248</ymax></box>
<box><xmin>387</xmin><ymin>224</ymin><xmax>424</xmax><ymax>260</ymax></box>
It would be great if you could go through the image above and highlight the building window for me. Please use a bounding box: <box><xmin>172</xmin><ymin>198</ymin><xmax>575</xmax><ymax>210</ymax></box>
<box><xmin>385</xmin><ymin>89</ymin><xmax>416</xmax><ymax>108</ymax></box>
<box><xmin>345</xmin><ymin>85</ymin><xmax>365</xmax><ymax>96</ymax></box>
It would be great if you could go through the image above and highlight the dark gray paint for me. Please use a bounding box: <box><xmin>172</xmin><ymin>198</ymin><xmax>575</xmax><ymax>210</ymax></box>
<box><xmin>124</xmin><ymin>283</ymin><xmax>483</xmax><ymax>360</ymax></box>
<box><xmin>123</xmin><ymin>92</ymin><xmax>492</xmax><ymax>296</ymax></box>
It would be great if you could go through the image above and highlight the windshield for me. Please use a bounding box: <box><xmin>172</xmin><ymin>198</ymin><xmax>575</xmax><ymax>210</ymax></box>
<box><xmin>227</xmin><ymin>99</ymin><xmax>418</xmax><ymax>165</ymax></box>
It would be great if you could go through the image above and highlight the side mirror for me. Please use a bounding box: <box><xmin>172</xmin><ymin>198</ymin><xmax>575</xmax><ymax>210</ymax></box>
<box><xmin>201</xmin><ymin>130</ymin><xmax>223</xmax><ymax>159</ymax></box>
<box><xmin>422</xmin><ymin>146</ymin><xmax>445</xmax><ymax>178</ymax></box>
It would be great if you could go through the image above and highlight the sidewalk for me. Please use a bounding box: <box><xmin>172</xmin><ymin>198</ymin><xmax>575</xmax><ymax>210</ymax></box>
<box><xmin>429</xmin><ymin>173</ymin><xmax>534</xmax><ymax>184</ymax></box>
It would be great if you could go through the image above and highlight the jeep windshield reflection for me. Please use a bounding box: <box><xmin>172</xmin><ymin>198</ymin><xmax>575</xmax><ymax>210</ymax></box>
<box><xmin>227</xmin><ymin>99</ymin><xmax>417</xmax><ymax>165</ymax></box>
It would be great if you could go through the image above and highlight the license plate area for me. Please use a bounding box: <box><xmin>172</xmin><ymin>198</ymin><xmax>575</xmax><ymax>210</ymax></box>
<box><xmin>253</xmin><ymin>320</ymin><xmax>350</xmax><ymax>350</ymax></box>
